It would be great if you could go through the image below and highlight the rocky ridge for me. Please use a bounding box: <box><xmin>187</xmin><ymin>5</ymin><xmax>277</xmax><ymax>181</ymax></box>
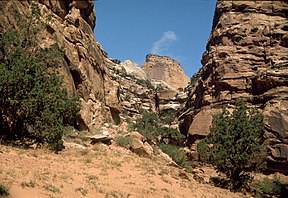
<box><xmin>179</xmin><ymin>0</ymin><xmax>288</xmax><ymax>173</ymax></box>
<box><xmin>142</xmin><ymin>54</ymin><xmax>190</xmax><ymax>90</ymax></box>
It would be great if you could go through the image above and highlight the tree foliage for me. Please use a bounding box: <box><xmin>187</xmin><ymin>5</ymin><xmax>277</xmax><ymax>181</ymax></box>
<box><xmin>0</xmin><ymin>3</ymin><xmax>80</xmax><ymax>151</ymax></box>
<box><xmin>198</xmin><ymin>100</ymin><xmax>265</xmax><ymax>190</ymax></box>
<box><xmin>132</xmin><ymin>110</ymin><xmax>185</xmax><ymax>145</ymax></box>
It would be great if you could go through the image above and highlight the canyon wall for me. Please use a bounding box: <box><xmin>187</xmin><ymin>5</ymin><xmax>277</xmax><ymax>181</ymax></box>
<box><xmin>0</xmin><ymin>0</ymin><xmax>121</xmax><ymax>131</ymax></box>
<box><xmin>179</xmin><ymin>0</ymin><xmax>288</xmax><ymax>173</ymax></box>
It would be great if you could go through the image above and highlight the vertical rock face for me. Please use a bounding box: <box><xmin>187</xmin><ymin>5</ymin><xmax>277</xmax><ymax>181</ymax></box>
<box><xmin>142</xmin><ymin>54</ymin><xmax>190</xmax><ymax>90</ymax></box>
<box><xmin>179</xmin><ymin>1</ymin><xmax>288</xmax><ymax>173</ymax></box>
<box><xmin>0</xmin><ymin>0</ymin><xmax>120</xmax><ymax>131</ymax></box>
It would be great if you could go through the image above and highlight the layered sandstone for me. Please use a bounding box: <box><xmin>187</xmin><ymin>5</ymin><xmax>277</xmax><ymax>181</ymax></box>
<box><xmin>0</xmin><ymin>0</ymin><xmax>120</xmax><ymax>131</ymax></box>
<box><xmin>142</xmin><ymin>54</ymin><xmax>190</xmax><ymax>90</ymax></box>
<box><xmin>105</xmin><ymin>59</ymin><xmax>188</xmax><ymax>128</ymax></box>
<box><xmin>179</xmin><ymin>0</ymin><xmax>288</xmax><ymax>173</ymax></box>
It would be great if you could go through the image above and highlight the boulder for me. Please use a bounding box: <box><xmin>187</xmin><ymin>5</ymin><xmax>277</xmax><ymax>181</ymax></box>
<box><xmin>129</xmin><ymin>132</ymin><xmax>154</xmax><ymax>158</ymax></box>
<box><xmin>86</xmin><ymin>134</ymin><xmax>112</xmax><ymax>145</ymax></box>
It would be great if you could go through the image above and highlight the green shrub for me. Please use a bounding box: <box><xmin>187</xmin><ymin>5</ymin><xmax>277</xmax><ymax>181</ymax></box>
<box><xmin>114</xmin><ymin>136</ymin><xmax>130</xmax><ymax>148</ymax></box>
<box><xmin>0</xmin><ymin>183</ymin><xmax>9</xmax><ymax>196</ymax></box>
<box><xmin>136</xmin><ymin>79</ymin><xmax>154</xmax><ymax>90</ymax></box>
<box><xmin>132</xmin><ymin>111</ymin><xmax>185</xmax><ymax>145</ymax></box>
<box><xmin>158</xmin><ymin>127</ymin><xmax>185</xmax><ymax>146</ymax></box>
<box><xmin>132</xmin><ymin>111</ymin><xmax>191</xmax><ymax>172</ymax></box>
<box><xmin>198</xmin><ymin>99</ymin><xmax>265</xmax><ymax>190</ymax></box>
<box><xmin>0</xmin><ymin>3</ymin><xmax>80</xmax><ymax>151</ymax></box>
<box><xmin>256</xmin><ymin>176</ymin><xmax>288</xmax><ymax>198</ymax></box>
<box><xmin>160</xmin><ymin>109</ymin><xmax>177</xmax><ymax>126</ymax></box>
<box><xmin>197</xmin><ymin>139</ymin><xmax>211</xmax><ymax>163</ymax></box>
<box><xmin>158</xmin><ymin>143</ymin><xmax>192</xmax><ymax>172</ymax></box>
<box><xmin>132</xmin><ymin>111</ymin><xmax>160</xmax><ymax>142</ymax></box>
<box><xmin>111</xmin><ymin>59</ymin><xmax>121</xmax><ymax>64</ymax></box>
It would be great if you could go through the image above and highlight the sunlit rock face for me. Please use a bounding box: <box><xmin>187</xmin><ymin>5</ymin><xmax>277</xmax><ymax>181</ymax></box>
<box><xmin>0</xmin><ymin>0</ymin><xmax>121</xmax><ymax>131</ymax></box>
<box><xmin>142</xmin><ymin>54</ymin><xmax>190</xmax><ymax>90</ymax></box>
<box><xmin>120</xmin><ymin>60</ymin><xmax>148</xmax><ymax>80</ymax></box>
<box><xmin>179</xmin><ymin>0</ymin><xmax>288</xmax><ymax>173</ymax></box>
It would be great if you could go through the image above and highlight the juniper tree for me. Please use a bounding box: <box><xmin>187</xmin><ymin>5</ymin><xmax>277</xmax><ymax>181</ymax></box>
<box><xmin>0</xmin><ymin>3</ymin><xmax>80</xmax><ymax>151</ymax></box>
<box><xmin>198</xmin><ymin>99</ymin><xmax>265</xmax><ymax>190</ymax></box>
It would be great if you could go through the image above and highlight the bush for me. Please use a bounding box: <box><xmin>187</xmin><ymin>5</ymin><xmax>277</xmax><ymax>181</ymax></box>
<box><xmin>132</xmin><ymin>110</ymin><xmax>191</xmax><ymax>171</ymax></box>
<box><xmin>0</xmin><ymin>3</ymin><xmax>80</xmax><ymax>151</ymax></box>
<box><xmin>198</xmin><ymin>99</ymin><xmax>265</xmax><ymax>190</ymax></box>
<box><xmin>197</xmin><ymin>139</ymin><xmax>211</xmax><ymax>162</ymax></box>
<box><xmin>132</xmin><ymin>111</ymin><xmax>160</xmax><ymax>142</ymax></box>
<box><xmin>160</xmin><ymin>109</ymin><xmax>177</xmax><ymax>126</ymax></box>
<box><xmin>0</xmin><ymin>183</ymin><xmax>9</xmax><ymax>197</ymax></box>
<box><xmin>114</xmin><ymin>136</ymin><xmax>130</xmax><ymax>148</ymax></box>
<box><xmin>256</xmin><ymin>176</ymin><xmax>288</xmax><ymax>198</ymax></box>
<box><xmin>136</xmin><ymin>79</ymin><xmax>154</xmax><ymax>90</ymax></box>
<box><xmin>132</xmin><ymin>111</ymin><xmax>185</xmax><ymax>145</ymax></box>
<box><xmin>158</xmin><ymin>143</ymin><xmax>192</xmax><ymax>172</ymax></box>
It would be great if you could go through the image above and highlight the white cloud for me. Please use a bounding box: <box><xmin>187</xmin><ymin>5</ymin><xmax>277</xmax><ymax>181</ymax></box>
<box><xmin>151</xmin><ymin>31</ymin><xmax>178</xmax><ymax>54</ymax></box>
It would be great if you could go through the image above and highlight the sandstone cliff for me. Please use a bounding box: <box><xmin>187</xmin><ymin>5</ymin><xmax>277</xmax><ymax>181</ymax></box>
<box><xmin>179</xmin><ymin>0</ymin><xmax>288</xmax><ymax>173</ymax></box>
<box><xmin>0</xmin><ymin>0</ymin><xmax>121</xmax><ymax>131</ymax></box>
<box><xmin>105</xmin><ymin>59</ymin><xmax>187</xmax><ymax>127</ymax></box>
<box><xmin>142</xmin><ymin>54</ymin><xmax>190</xmax><ymax>90</ymax></box>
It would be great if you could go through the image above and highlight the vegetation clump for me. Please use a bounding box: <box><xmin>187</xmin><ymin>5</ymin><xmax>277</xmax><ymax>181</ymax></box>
<box><xmin>0</xmin><ymin>3</ymin><xmax>80</xmax><ymax>151</ymax></box>
<box><xmin>114</xmin><ymin>136</ymin><xmax>131</xmax><ymax>148</ymax></box>
<box><xmin>158</xmin><ymin>143</ymin><xmax>192</xmax><ymax>172</ymax></box>
<box><xmin>135</xmin><ymin>79</ymin><xmax>154</xmax><ymax>90</ymax></box>
<box><xmin>0</xmin><ymin>183</ymin><xmax>9</xmax><ymax>197</ymax></box>
<box><xmin>132</xmin><ymin>110</ymin><xmax>191</xmax><ymax>170</ymax></box>
<box><xmin>255</xmin><ymin>176</ymin><xmax>288</xmax><ymax>198</ymax></box>
<box><xmin>132</xmin><ymin>111</ymin><xmax>185</xmax><ymax>145</ymax></box>
<box><xmin>198</xmin><ymin>99</ymin><xmax>265</xmax><ymax>190</ymax></box>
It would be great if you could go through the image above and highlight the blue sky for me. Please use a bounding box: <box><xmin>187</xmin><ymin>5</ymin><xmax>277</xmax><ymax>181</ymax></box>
<box><xmin>94</xmin><ymin>0</ymin><xmax>217</xmax><ymax>78</ymax></box>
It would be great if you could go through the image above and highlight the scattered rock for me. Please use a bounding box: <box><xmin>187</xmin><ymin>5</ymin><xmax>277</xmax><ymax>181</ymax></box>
<box><xmin>86</xmin><ymin>134</ymin><xmax>112</xmax><ymax>145</ymax></box>
<box><xmin>64</xmin><ymin>142</ymin><xmax>86</xmax><ymax>149</ymax></box>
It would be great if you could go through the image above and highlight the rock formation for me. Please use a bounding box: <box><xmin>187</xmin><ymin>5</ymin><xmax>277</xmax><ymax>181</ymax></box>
<box><xmin>0</xmin><ymin>0</ymin><xmax>121</xmax><ymax>131</ymax></box>
<box><xmin>142</xmin><ymin>54</ymin><xmax>190</xmax><ymax>90</ymax></box>
<box><xmin>179</xmin><ymin>0</ymin><xmax>288</xmax><ymax>173</ymax></box>
<box><xmin>106</xmin><ymin>60</ymin><xmax>188</xmax><ymax>126</ymax></box>
<box><xmin>108</xmin><ymin>61</ymin><xmax>156</xmax><ymax>122</ymax></box>
<box><xmin>120</xmin><ymin>60</ymin><xmax>148</xmax><ymax>80</ymax></box>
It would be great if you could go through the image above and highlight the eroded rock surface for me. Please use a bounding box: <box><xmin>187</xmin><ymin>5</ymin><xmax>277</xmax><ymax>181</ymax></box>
<box><xmin>179</xmin><ymin>0</ymin><xmax>288</xmax><ymax>173</ymax></box>
<box><xmin>0</xmin><ymin>0</ymin><xmax>121</xmax><ymax>131</ymax></box>
<box><xmin>142</xmin><ymin>54</ymin><xmax>190</xmax><ymax>90</ymax></box>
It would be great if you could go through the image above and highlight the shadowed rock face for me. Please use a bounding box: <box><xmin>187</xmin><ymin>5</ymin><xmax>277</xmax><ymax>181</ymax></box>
<box><xmin>179</xmin><ymin>0</ymin><xmax>288</xmax><ymax>173</ymax></box>
<box><xmin>142</xmin><ymin>54</ymin><xmax>190</xmax><ymax>90</ymax></box>
<box><xmin>0</xmin><ymin>0</ymin><xmax>120</xmax><ymax>131</ymax></box>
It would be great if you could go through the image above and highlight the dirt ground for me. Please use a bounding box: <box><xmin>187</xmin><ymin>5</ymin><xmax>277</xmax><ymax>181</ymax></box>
<box><xmin>0</xmin><ymin>143</ymin><xmax>249</xmax><ymax>198</ymax></box>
